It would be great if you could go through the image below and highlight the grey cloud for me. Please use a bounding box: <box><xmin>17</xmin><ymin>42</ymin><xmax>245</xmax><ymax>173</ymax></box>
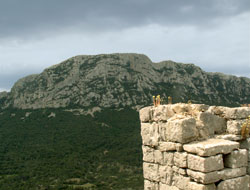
<box><xmin>0</xmin><ymin>0</ymin><xmax>249</xmax><ymax>39</ymax></box>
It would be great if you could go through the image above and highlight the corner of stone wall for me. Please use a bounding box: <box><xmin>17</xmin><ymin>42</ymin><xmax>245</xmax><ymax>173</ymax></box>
<box><xmin>139</xmin><ymin>103</ymin><xmax>250</xmax><ymax>190</ymax></box>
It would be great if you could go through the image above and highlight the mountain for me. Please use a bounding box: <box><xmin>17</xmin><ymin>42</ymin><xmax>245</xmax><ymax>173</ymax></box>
<box><xmin>1</xmin><ymin>53</ymin><xmax>250</xmax><ymax>110</ymax></box>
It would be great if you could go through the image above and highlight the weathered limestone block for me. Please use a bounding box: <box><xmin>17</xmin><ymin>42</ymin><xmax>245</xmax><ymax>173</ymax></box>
<box><xmin>240</xmin><ymin>138</ymin><xmax>250</xmax><ymax>149</ymax></box>
<box><xmin>163</xmin><ymin>116</ymin><xmax>198</xmax><ymax>143</ymax></box>
<box><xmin>158</xmin><ymin>142</ymin><xmax>183</xmax><ymax>152</ymax></box>
<box><xmin>173</xmin><ymin>174</ymin><xmax>216</xmax><ymax>190</ymax></box>
<box><xmin>196</xmin><ymin>120</ymin><xmax>211</xmax><ymax>140</ymax></box>
<box><xmin>142</xmin><ymin>146</ymin><xmax>155</xmax><ymax>163</ymax></box>
<box><xmin>172</xmin><ymin>166</ymin><xmax>186</xmax><ymax>175</ymax></box>
<box><xmin>247</xmin><ymin>166</ymin><xmax>250</xmax><ymax>174</ymax></box>
<box><xmin>140</xmin><ymin>105</ymin><xmax>176</xmax><ymax>122</ymax></box>
<box><xmin>154</xmin><ymin>150</ymin><xmax>164</xmax><ymax>165</ymax></box>
<box><xmin>141</xmin><ymin>123</ymin><xmax>160</xmax><ymax>147</ymax></box>
<box><xmin>224</xmin><ymin>149</ymin><xmax>248</xmax><ymax>168</ymax></box>
<box><xmin>218</xmin><ymin>167</ymin><xmax>247</xmax><ymax>180</ymax></box>
<box><xmin>159</xmin><ymin>165</ymin><xmax>173</xmax><ymax>185</ymax></box>
<box><xmin>170</xmin><ymin>103</ymin><xmax>209</xmax><ymax>115</ymax></box>
<box><xmin>144</xmin><ymin>179</ymin><xmax>159</xmax><ymax>190</ymax></box>
<box><xmin>159</xmin><ymin>123</ymin><xmax>167</xmax><ymax>142</ymax></box>
<box><xmin>159</xmin><ymin>183</ymin><xmax>179</xmax><ymax>190</ymax></box>
<box><xmin>174</xmin><ymin>152</ymin><xmax>187</xmax><ymax>168</ymax></box>
<box><xmin>183</xmin><ymin>139</ymin><xmax>239</xmax><ymax>156</ymax></box>
<box><xmin>198</xmin><ymin>112</ymin><xmax>226</xmax><ymax>135</ymax></box>
<box><xmin>224</xmin><ymin>107</ymin><xmax>250</xmax><ymax>119</ymax></box>
<box><xmin>189</xmin><ymin>104</ymin><xmax>210</xmax><ymax>112</ymax></box>
<box><xmin>143</xmin><ymin>162</ymin><xmax>159</xmax><ymax>182</ymax></box>
<box><xmin>187</xmin><ymin>181</ymin><xmax>216</xmax><ymax>190</ymax></box>
<box><xmin>140</xmin><ymin>106</ymin><xmax>153</xmax><ymax>122</ymax></box>
<box><xmin>163</xmin><ymin>152</ymin><xmax>174</xmax><ymax>166</ymax></box>
<box><xmin>187</xmin><ymin>167</ymin><xmax>247</xmax><ymax>184</ymax></box>
<box><xmin>227</xmin><ymin>119</ymin><xmax>247</xmax><ymax>135</ymax></box>
<box><xmin>151</xmin><ymin>105</ymin><xmax>175</xmax><ymax>122</ymax></box>
<box><xmin>141</xmin><ymin>123</ymin><xmax>152</xmax><ymax>145</ymax></box>
<box><xmin>207</xmin><ymin>106</ymin><xmax>227</xmax><ymax>116</ymax></box>
<box><xmin>187</xmin><ymin>154</ymin><xmax>224</xmax><ymax>173</ymax></box>
<box><xmin>187</xmin><ymin>169</ymin><xmax>220</xmax><ymax>184</ymax></box>
<box><xmin>217</xmin><ymin>175</ymin><xmax>249</xmax><ymax>190</ymax></box>
<box><xmin>215</xmin><ymin>134</ymin><xmax>243</xmax><ymax>141</ymax></box>
<box><xmin>172</xmin><ymin>174</ymin><xmax>190</xmax><ymax>190</ymax></box>
<box><xmin>171</xmin><ymin>103</ymin><xmax>190</xmax><ymax>114</ymax></box>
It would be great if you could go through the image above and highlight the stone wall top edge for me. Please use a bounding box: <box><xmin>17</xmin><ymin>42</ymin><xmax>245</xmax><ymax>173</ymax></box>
<box><xmin>139</xmin><ymin>103</ymin><xmax>250</xmax><ymax>123</ymax></box>
<box><xmin>139</xmin><ymin>103</ymin><xmax>250</xmax><ymax>112</ymax></box>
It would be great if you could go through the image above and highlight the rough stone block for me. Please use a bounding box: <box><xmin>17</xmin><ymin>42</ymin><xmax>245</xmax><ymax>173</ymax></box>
<box><xmin>154</xmin><ymin>150</ymin><xmax>164</xmax><ymax>165</ymax></box>
<box><xmin>224</xmin><ymin>149</ymin><xmax>248</xmax><ymax>168</ymax></box>
<box><xmin>187</xmin><ymin>169</ymin><xmax>220</xmax><ymax>184</ymax></box>
<box><xmin>224</xmin><ymin>107</ymin><xmax>250</xmax><ymax>119</ymax></box>
<box><xmin>187</xmin><ymin>154</ymin><xmax>224</xmax><ymax>172</ymax></box>
<box><xmin>151</xmin><ymin>105</ymin><xmax>175</xmax><ymax>122</ymax></box>
<box><xmin>163</xmin><ymin>152</ymin><xmax>174</xmax><ymax>166</ymax></box>
<box><xmin>159</xmin><ymin>183</ymin><xmax>179</xmax><ymax>190</ymax></box>
<box><xmin>172</xmin><ymin>174</ymin><xmax>190</xmax><ymax>190</ymax></box>
<box><xmin>159</xmin><ymin>123</ymin><xmax>167</xmax><ymax>142</ymax></box>
<box><xmin>144</xmin><ymin>179</ymin><xmax>159</xmax><ymax>190</ymax></box>
<box><xmin>174</xmin><ymin>152</ymin><xmax>187</xmax><ymax>168</ymax></box>
<box><xmin>142</xmin><ymin>145</ymin><xmax>155</xmax><ymax>163</ymax></box>
<box><xmin>173</xmin><ymin>174</ymin><xmax>216</xmax><ymax>190</ymax></box>
<box><xmin>141</xmin><ymin>123</ymin><xmax>160</xmax><ymax>147</ymax></box>
<box><xmin>187</xmin><ymin>167</ymin><xmax>247</xmax><ymax>184</ymax></box>
<box><xmin>217</xmin><ymin>175</ymin><xmax>249</xmax><ymax>190</ymax></box>
<box><xmin>187</xmin><ymin>181</ymin><xmax>216</xmax><ymax>190</ymax></box>
<box><xmin>140</xmin><ymin>106</ymin><xmax>152</xmax><ymax>122</ymax></box>
<box><xmin>171</xmin><ymin>103</ymin><xmax>190</xmax><ymax>113</ymax></box>
<box><xmin>198</xmin><ymin>112</ymin><xmax>226</xmax><ymax>135</ymax></box>
<box><xmin>158</xmin><ymin>142</ymin><xmax>183</xmax><ymax>152</ymax></box>
<box><xmin>183</xmin><ymin>138</ymin><xmax>239</xmax><ymax>156</ymax></box>
<box><xmin>172</xmin><ymin>166</ymin><xmax>186</xmax><ymax>175</ymax></box>
<box><xmin>163</xmin><ymin>116</ymin><xmax>198</xmax><ymax>143</ymax></box>
<box><xmin>227</xmin><ymin>120</ymin><xmax>246</xmax><ymax>135</ymax></box>
<box><xmin>141</xmin><ymin>123</ymin><xmax>151</xmax><ymax>145</ymax></box>
<box><xmin>159</xmin><ymin>165</ymin><xmax>173</xmax><ymax>185</ymax></box>
<box><xmin>196</xmin><ymin>120</ymin><xmax>211</xmax><ymax>140</ymax></box>
<box><xmin>218</xmin><ymin>167</ymin><xmax>247</xmax><ymax>180</ymax></box>
<box><xmin>215</xmin><ymin>134</ymin><xmax>243</xmax><ymax>141</ymax></box>
<box><xmin>189</xmin><ymin>104</ymin><xmax>210</xmax><ymax>112</ymax></box>
<box><xmin>240</xmin><ymin>138</ymin><xmax>250</xmax><ymax>149</ymax></box>
<box><xmin>143</xmin><ymin>162</ymin><xmax>159</xmax><ymax>182</ymax></box>
<box><xmin>207</xmin><ymin>106</ymin><xmax>227</xmax><ymax>116</ymax></box>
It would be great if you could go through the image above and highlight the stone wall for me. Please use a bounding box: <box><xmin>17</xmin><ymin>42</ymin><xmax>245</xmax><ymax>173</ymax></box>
<box><xmin>139</xmin><ymin>103</ymin><xmax>250</xmax><ymax>190</ymax></box>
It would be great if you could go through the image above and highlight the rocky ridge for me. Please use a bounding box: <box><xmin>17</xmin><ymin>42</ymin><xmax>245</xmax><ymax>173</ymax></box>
<box><xmin>0</xmin><ymin>53</ymin><xmax>249</xmax><ymax>109</ymax></box>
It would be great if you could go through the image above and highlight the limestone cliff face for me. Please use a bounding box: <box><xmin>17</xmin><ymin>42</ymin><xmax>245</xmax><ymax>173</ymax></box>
<box><xmin>1</xmin><ymin>53</ymin><xmax>250</xmax><ymax>109</ymax></box>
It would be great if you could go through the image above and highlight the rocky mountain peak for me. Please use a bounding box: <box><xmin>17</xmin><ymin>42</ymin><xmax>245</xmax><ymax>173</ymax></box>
<box><xmin>1</xmin><ymin>53</ymin><xmax>250</xmax><ymax>110</ymax></box>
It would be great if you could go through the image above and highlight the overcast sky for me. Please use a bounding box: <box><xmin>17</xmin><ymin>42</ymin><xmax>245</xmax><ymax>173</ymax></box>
<box><xmin>0</xmin><ymin>0</ymin><xmax>249</xmax><ymax>92</ymax></box>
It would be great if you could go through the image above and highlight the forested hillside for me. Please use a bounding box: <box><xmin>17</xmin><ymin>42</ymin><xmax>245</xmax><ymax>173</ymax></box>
<box><xmin>0</xmin><ymin>108</ymin><xmax>143</xmax><ymax>190</ymax></box>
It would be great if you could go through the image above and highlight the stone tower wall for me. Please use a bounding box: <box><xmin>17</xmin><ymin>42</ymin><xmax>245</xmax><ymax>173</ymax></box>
<box><xmin>139</xmin><ymin>103</ymin><xmax>250</xmax><ymax>190</ymax></box>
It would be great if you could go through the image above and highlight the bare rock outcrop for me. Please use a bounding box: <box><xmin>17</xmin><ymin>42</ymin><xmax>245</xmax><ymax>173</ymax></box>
<box><xmin>1</xmin><ymin>53</ymin><xmax>249</xmax><ymax>109</ymax></box>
